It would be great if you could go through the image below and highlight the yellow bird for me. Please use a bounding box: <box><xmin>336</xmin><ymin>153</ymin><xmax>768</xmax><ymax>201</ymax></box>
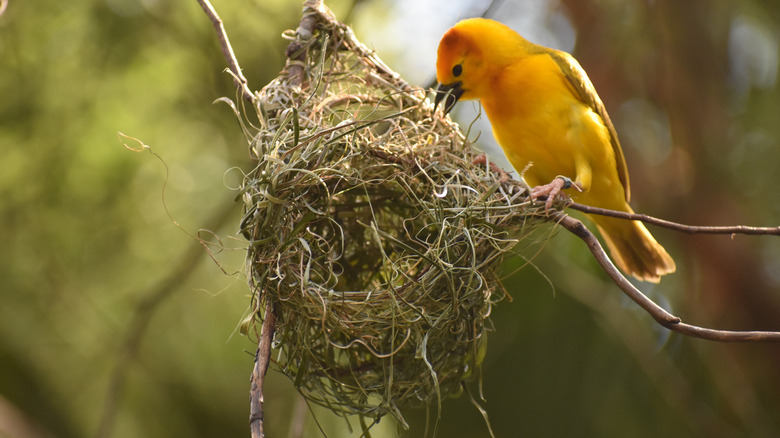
<box><xmin>434</xmin><ymin>18</ymin><xmax>675</xmax><ymax>282</ymax></box>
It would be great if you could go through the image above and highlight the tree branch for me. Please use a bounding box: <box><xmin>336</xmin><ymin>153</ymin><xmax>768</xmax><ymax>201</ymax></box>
<box><xmin>554</xmin><ymin>212</ymin><xmax>780</xmax><ymax>342</ymax></box>
<box><xmin>249</xmin><ymin>299</ymin><xmax>276</xmax><ymax>438</ymax></box>
<box><xmin>568</xmin><ymin>202</ymin><xmax>780</xmax><ymax>236</ymax></box>
<box><xmin>197</xmin><ymin>0</ymin><xmax>254</xmax><ymax>102</ymax></box>
<box><xmin>284</xmin><ymin>0</ymin><xmax>326</xmax><ymax>87</ymax></box>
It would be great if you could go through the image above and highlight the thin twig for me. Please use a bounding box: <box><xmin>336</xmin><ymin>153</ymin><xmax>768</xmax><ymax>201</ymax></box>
<box><xmin>555</xmin><ymin>212</ymin><xmax>780</xmax><ymax>342</ymax></box>
<box><xmin>250</xmin><ymin>299</ymin><xmax>276</xmax><ymax>438</ymax></box>
<box><xmin>569</xmin><ymin>202</ymin><xmax>780</xmax><ymax>236</ymax></box>
<box><xmin>197</xmin><ymin>0</ymin><xmax>255</xmax><ymax>102</ymax></box>
<box><xmin>285</xmin><ymin>0</ymin><xmax>325</xmax><ymax>87</ymax></box>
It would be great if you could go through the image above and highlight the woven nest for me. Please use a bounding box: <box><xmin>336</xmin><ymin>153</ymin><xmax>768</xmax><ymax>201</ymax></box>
<box><xmin>238</xmin><ymin>5</ymin><xmax>551</xmax><ymax>427</ymax></box>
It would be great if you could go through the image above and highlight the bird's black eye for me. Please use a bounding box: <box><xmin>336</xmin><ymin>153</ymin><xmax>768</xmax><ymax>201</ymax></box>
<box><xmin>452</xmin><ymin>64</ymin><xmax>463</xmax><ymax>77</ymax></box>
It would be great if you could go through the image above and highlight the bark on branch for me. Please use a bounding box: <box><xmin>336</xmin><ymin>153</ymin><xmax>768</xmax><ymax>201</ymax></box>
<box><xmin>554</xmin><ymin>212</ymin><xmax>780</xmax><ymax>342</ymax></box>
<box><xmin>197</xmin><ymin>0</ymin><xmax>254</xmax><ymax>102</ymax></box>
<box><xmin>569</xmin><ymin>202</ymin><xmax>780</xmax><ymax>236</ymax></box>
<box><xmin>249</xmin><ymin>299</ymin><xmax>276</xmax><ymax>438</ymax></box>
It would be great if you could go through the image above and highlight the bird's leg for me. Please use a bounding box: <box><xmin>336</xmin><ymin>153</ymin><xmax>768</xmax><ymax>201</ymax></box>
<box><xmin>531</xmin><ymin>176</ymin><xmax>575</xmax><ymax>213</ymax></box>
<box><xmin>473</xmin><ymin>153</ymin><xmax>510</xmax><ymax>183</ymax></box>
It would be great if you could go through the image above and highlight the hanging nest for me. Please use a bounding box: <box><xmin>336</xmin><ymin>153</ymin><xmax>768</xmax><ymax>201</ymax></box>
<box><xmin>237</xmin><ymin>3</ymin><xmax>553</xmax><ymax>427</ymax></box>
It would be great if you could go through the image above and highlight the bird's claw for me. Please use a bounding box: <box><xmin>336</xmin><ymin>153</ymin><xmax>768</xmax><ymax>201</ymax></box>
<box><xmin>531</xmin><ymin>176</ymin><xmax>572</xmax><ymax>214</ymax></box>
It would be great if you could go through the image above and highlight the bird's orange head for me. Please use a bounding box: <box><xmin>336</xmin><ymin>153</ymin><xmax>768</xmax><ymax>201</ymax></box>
<box><xmin>434</xmin><ymin>18</ymin><xmax>531</xmax><ymax>113</ymax></box>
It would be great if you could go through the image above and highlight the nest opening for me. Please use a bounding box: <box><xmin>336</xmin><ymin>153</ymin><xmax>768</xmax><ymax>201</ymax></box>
<box><xmin>237</xmin><ymin>6</ymin><xmax>552</xmax><ymax>427</ymax></box>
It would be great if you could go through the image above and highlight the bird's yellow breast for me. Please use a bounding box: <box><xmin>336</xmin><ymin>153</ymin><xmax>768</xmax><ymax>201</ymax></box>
<box><xmin>480</xmin><ymin>53</ymin><xmax>622</xmax><ymax>206</ymax></box>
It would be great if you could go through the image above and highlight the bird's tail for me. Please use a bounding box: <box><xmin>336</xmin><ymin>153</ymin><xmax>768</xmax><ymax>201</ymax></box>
<box><xmin>588</xmin><ymin>211</ymin><xmax>676</xmax><ymax>283</ymax></box>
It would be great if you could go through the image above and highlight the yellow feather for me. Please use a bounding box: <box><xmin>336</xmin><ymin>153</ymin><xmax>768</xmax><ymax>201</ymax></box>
<box><xmin>436</xmin><ymin>18</ymin><xmax>675</xmax><ymax>282</ymax></box>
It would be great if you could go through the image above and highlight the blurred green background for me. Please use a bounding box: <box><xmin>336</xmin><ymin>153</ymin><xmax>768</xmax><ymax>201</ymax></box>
<box><xmin>2</xmin><ymin>0</ymin><xmax>779</xmax><ymax>437</ymax></box>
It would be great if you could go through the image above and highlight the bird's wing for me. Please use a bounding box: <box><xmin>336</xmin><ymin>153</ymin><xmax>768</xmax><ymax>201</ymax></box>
<box><xmin>546</xmin><ymin>50</ymin><xmax>630</xmax><ymax>202</ymax></box>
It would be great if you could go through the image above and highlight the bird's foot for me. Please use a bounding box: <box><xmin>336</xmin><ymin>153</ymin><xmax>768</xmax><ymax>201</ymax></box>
<box><xmin>473</xmin><ymin>154</ymin><xmax>510</xmax><ymax>183</ymax></box>
<box><xmin>531</xmin><ymin>176</ymin><xmax>574</xmax><ymax>214</ymax></box>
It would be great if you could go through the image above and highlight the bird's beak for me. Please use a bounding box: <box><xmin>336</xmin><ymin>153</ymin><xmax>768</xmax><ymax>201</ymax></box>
<box><xmin>434</xmin><ymin>81</ymin><xmax>464</xmax><ymax>115</ymax></box>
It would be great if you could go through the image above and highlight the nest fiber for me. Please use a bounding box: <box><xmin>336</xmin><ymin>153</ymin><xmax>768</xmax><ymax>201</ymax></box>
<box><xmin>239</xmin><ymin>7</ymin><xmax>547</xmax><ymax>426</ymax></box>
